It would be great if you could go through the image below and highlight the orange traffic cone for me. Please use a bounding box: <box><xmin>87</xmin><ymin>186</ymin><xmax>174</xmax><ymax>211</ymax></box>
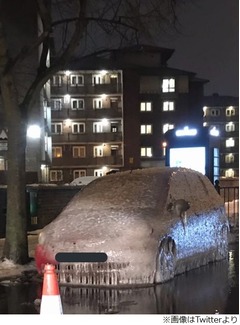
<box><xmin>40</xmin><ymin>264</ymin><xmax>63</xmax><ymax>314</ymax></box>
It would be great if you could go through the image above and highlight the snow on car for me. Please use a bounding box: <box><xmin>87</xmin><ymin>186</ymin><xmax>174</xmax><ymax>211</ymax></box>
<box><xmin>35</xmin><ymin>167</ymin><xmax>229</xmax><ymax>286</ymax></box>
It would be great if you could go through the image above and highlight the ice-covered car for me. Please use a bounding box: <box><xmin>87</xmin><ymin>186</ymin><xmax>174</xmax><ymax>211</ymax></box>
<box><xmin>35</xmin><ymin>167</ymin><xmax>229</xmax><ymax>286</ymax></box>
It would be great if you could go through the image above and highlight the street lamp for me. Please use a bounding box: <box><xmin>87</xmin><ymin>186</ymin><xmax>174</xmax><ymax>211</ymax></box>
<box><xmin>27</xmin><ymin>125</ymin><xmax>41</xmax><ymax>139</ymax></box>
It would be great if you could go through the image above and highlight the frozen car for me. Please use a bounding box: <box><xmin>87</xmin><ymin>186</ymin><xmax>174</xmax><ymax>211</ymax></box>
<box><xmin>35</xmin><ymin>167</ymin><xmax>229</xmax><ymax>286</ymax></box>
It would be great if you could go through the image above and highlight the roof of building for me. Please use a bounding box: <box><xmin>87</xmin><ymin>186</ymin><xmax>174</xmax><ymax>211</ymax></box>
<box><xmin>203</xmin><ymin>93</ymin><xmax>239</xmax><ymax>106</ymax></box>
<box><xmin>63</xmin><ymin>45</ymin><xmax>207</xmax><ymax>82</ymax></box>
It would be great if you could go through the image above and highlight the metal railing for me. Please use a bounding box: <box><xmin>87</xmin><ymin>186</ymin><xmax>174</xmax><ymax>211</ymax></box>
<box><xmin>220</xmin><ymin>187</ymin><xmax>239</xmax><ymax>227</ymax></box>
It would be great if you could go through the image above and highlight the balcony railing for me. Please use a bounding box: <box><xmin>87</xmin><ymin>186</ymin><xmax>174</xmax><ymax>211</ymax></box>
<box><xmin>52</xmin><ymin>132</ymin><xmax>123</xmax><ymax>143</ymax></box>
<box><xmin>52</xmin><ymin>155</ymin><xmax>123</xmax><ymax>167</ymax></box>
<box><xmin>51</xmin><ymin>83</ymin><xmax>123</xmax><ymax>95</ymax></box>
<box><xmin>51</xmin><ymin>107</ymin><xmax>123</xmax><ymax>119</ymax></box>
<box><xmin>220</xmin><ymin>186</ymin><xmax>239</xmax><ymax>227</ymax></box>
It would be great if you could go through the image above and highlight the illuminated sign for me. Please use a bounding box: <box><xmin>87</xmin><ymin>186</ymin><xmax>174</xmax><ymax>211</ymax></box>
<box><xmin>169</xmin><ymin>147</ymin><xmax>206</xmax><ymax>175</ymax></box>
<box><xmin>175</xmin><ymin>126</ymin><xmax>197</xmax><ymax>137</ymax></box>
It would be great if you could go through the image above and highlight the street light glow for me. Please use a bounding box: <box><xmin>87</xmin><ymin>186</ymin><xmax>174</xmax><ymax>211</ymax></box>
<box><xmin>27</xmin><ymin>125</ymin><xmax>41</xmax><ymax>139</ymax></box>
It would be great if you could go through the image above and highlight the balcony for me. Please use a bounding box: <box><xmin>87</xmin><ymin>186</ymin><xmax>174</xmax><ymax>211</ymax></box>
<box><xmin>52</xmin><ymin>132</ymin><xmax>123</xmax><ymax>143</ymax></box>
<box><xmin>51</xmin><ymin>83</ymin><xmax>122</xmax><ymax>96</ymax></box>
<box><xmin>51</xmin><ymin>107</ymin><xmax>123</xmax><ymax>119</ymax></box>
<box><xmin>52</xmin><ymin>155</ymin><xmax>123</xmax><ymax>167</ymax></box>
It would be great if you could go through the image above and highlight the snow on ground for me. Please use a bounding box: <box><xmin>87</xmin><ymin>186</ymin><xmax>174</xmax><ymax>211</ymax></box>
<box><xmin>0</xmin><ymin>231</ymin><xmax>40</xmax><ymax>281</ymax></box>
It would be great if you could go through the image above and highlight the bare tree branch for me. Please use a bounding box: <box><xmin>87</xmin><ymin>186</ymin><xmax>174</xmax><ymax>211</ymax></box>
<box><xmin>22</xmin><ymin>0</ymin><xmax>88</xmax><ymax>111</ymax></box>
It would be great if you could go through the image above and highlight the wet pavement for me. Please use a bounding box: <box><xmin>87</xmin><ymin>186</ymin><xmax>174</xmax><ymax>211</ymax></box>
<box><xmin>0</xmin><ymin>243</ymin><xmax>238</xmax><ymax>314</ymax></box>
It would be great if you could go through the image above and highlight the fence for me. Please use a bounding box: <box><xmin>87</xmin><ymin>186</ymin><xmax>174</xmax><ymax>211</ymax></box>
<box><xmin>220</xmin><ymin>187</ymin><xmax>239</xmax><ymax>227</ymax></box>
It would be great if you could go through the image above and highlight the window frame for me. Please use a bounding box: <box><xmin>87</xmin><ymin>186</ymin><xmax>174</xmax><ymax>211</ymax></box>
<box><xmin>140</xmin><ymin>124</ymin><xmax>152</xmax><ymax>134</ymax></box>
<box><xmin>141</xmin><ymin>147</ymin><xmax>152</xmax><ymax>157</ymax></box>
<box><xmin>50</xmin><ymin>170</ymin><xmax>63</xmax><ymax>182</ymax></box>
<box><xmin>52</xmin><ymin>146</ymin><xmax>62</xmax><ymax>158</ymax></box>
<box><xmin>226</xmin><ymin>107</ymin><xmax>235</xmax><ymax>116</ymax></box>
<box><xmin>92</xmin><ymin>74</ymin><xmax>102</xmax><ymax>85</ymax></box>
<box><xmin>162</xmin><ymin>78</ymin><xmax>175</xmax><ymax>93</ymax></box>
<box><xmin>162</xmin><ymin>123</ymin><xmax>174</xmax><ymax>134</ymax></box>
<box><xmin>52</xmin><ymin>98</ymin><xmax>62</xmax><ymax>110</ymax></box>
<box><xmin>93</xmin><ymin>122</ymin><xmax>103</xmax><ymax>133</ymax></box>
<box><xmin>70</xmin><ymin>74</ymin><xmax>84</xmax><ymax>86</ymax></box>
<box><xmin>52</xmin><ymin>75</ymin><xmax>62</xmax><ymax>87</ymax></box>
<box><xmin>94</xmin><ymin>169</ymin><xmax>103</xmax><ymax>177</ymax></box>
<box><xmin>226</xmin><ymin>138</ymin><xmax>235</xmax><ymax>147</ymax></box>
<box><xmin>72</xmin><ymin>146</ymin><xmax>86</xmax><ymax>158</ymax></box>
<box><xmin>93</xmin><ymin>98</ymin><xmax>102</xmax><ymax>109</ymax></box>
<box><xmin>93</xmin><ymin>146</ymin><xmax>103</xmax><ymax>157</ymax></box>
<box><xmin>210</xmin><ymin>109</ymin><xmax>220</xmax><ymax>116</ymax></box>
<box><xmin>71</xmin><ymin>98</ymin><xmax>85</xmax><ymax>110</ymax></box>
<box><xmin>73</xmin><ymin>169</ymin><xmax>87</xmax><ymax>178</ymax></box>
<box><xmin>225</xmin><ymin>123</ymin><xmax>235</xmax><ymax>132</ymax></box>
<box><xmin>72</xmin><ymin>122</ymin><xmax>85</xmax><ymax>134</ymax></box>
<box><xmin>225</xmin><ymin>154</ymin><xmax>234</xmax><ymax>163</ymax></box>
<box><xmin>140</xmin><ymin>102</ymin><xmax>152</xmax><ymax>112</ymax></box>
<box><xmin>51</xmin><ymin>123</ymin><xmax>62</xmax><ymax>134</ymax></box>
<box><xmin>163</xmin><ymin>101</ymin><xmax>175</xmax><ymax>111</ymax></box>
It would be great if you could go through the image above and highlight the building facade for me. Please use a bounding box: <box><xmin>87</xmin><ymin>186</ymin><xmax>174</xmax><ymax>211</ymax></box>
<box><xmin>203</xmin><ymin>94</ymin><xmax>239</xmax><ymax>179</ymax></box>
<box><xmin>48</xmin><ymin>45</ymin><xmax>208</xmax><ymax>183</ymax></box>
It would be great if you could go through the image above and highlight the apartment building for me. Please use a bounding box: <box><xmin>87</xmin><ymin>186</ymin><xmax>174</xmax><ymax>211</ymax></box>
<box><xmin>49</xmin><ymin>45</ymin><xmax>208</xmax><ymax>183</ymax></box>
<box><xmin>203</xmin><ymin>94</ymin><xmax>239</xmax><ymax>178</ymax></box>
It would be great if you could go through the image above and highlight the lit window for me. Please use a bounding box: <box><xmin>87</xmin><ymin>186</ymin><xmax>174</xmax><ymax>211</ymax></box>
<box><xmin>71</xmin><ymin>98</ymin><xmax>84</xmax><ymax>110</ymax></box>
<box><xmin>70</xmin><ymin>75</ymin><xmax>84</xmax><ymax>86</ymax></box>
<box><xmin>162</xmin><ymin>78</ymin><xmax>175</xmax><ymax>93</ymax></box>
<box><xmin>226</xmin><ymin>138</ymin><xmax>235</xmax><ymax>147</ymax></box>
<box><xmin>52</xmin><ymin>75</ymin><xmax>62</xmax><ymax>86</ymax></box>
<box><xmin>163</xmin><ymin>123</ymin><xmax>174</xmax><ymax>134</ymax></box>
<box><xmin>140</xmin><ymin>102</ymin><xmax>152</xmax><ymax>112</ymax></box>
<box><xmin>52</xmin><ymin>98</ymin><xmax>62</xmax><ymax>110</ymax></box>
<box><xmin>93</xmin><ymin>122</ymin><xmax>103</xmax><ymax>133</ymax></box>
<box><xmin>72</xmin><ymin>123</ymin><xmax>85</xmax><ymax>134</ymax></box>
<box><xmin>210</xmin><ymin>109</ymin><xmax>220</xmax><ymax>116</ymax></box>
<box><xmin>0</xmin><ymin>158</ymin><xmax>6</xmax><ymax>170</ymax></box>
<box><xmin>111</xmin><ymin>125</ymin><xmax>118</xmax><ymax>133</ymax></box>
<box><xmin>50</xmin><ymin>170</ymin><xmax>63</xmax><ymax>182</ymax></box>
<box><xmin>141</xmin><ymin>125</ymin><xmax>152</xmax><ymax>134</ymax></box>
<box><xmin>226</xmin><ymin>107</ymin><xmax>235</xmax><ymax>116</ymax></box>
<box><xmin>225</xmin><ymin>154</ymin><xmax>234</xmax><ymax>163</ymax></box>
<box><xmin>94</xmin><ymin>169</ymin><xmax>103</xmax><ymax>177</ymax></box>
<box><xmin>73</xmin><ymin>170</ymin><xmax>86</xmax><ymax>179</ymax></box>
<box><xmin>93</xmin><ymin>98</ymin><xmax>102</xmax><ymax>109</ymax></box>
<box><xmin>93</xmin><ymin>146</ymin><xmax>103</xmax><ymax>157</ymax></box>
<box><xmin>225</xmin><ymin>169</ymin><xmax>234</xmax><ymax>178</ymax></box>
<box><xmin>51</xmin><ymin>123</ymin><xmax>62</xmax><ymax>134</ymax></box>
<box><xmin>141</xmin><ymin>147</ymin><xmax>152</xmax><ymax>157</ymax></box>
<box><xmin>163</xmin><ymin>101</ymin><xmax>174</xmax><ymax>111</ymax></box>
<box><xmin>92</xmin><ymin>74</ymin><xmax>102</xmax><ymax>85</ymax></box>
<box><xmin>52</xmin><ymin>146</ymin><xmax>62</xmax><ymax>158</ymax></box>
<box><xmin>73</xmin><ymin>146</ymin><xmax>86</xmax><ymax>158</ymax></box>
<box><xmin>225</xmin><ymin>122</ymin><xmax>235</xmax><ymax>132</ymax></box>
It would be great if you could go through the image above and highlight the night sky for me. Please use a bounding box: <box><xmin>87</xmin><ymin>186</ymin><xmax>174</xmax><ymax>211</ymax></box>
<box><xmin>158</xmin><ymin>0</ymin><xmax>239</xmax><ymax>97</ymax></box>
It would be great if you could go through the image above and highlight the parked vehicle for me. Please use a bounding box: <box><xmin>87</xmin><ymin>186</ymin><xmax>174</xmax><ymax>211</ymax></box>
<box><xmin>35</xmin><ymin>167</ymin><xmax>229</xmax><ymax>286</ymax></box>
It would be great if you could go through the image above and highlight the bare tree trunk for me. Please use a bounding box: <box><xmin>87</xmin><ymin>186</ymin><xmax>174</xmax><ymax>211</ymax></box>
<box><xmin>1</xmin><ymin>74</ymin><xmax>29</xmax><ymax>264</ymax></box>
